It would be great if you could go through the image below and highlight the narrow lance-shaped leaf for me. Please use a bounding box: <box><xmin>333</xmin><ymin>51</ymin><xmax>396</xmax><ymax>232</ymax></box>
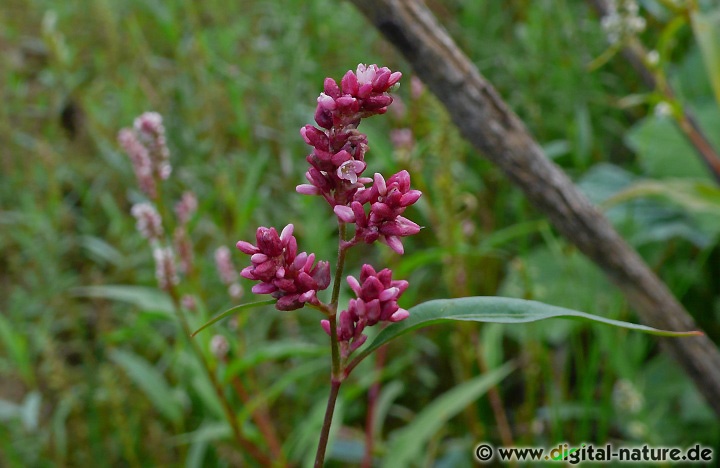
<box><xmin>348</xmin><ymin>297</ymin><xmax>702</xmax><ymax>372</ymax></box>
<box><xmin>191</xmin><ymin>299</ymin><xmax>275</xmax><ymax>337</ymax></box>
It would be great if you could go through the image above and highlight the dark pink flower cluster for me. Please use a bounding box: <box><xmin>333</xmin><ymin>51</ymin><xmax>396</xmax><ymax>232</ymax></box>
<box><xmin>236</xmin><ymin>224</ymin><xmax>331</xmax><ymax>311</ymax></box>
<box><xmin>334</xmin><ymin>170</ymin><xmax>421</xmax><ymax>254</ymax></box>
<box><xmin>296</xmin><ymin>65</ymin><xmax>422</xmax><ymax>255</ymax></box>
<box><xmin>296</xmin><ymin>64</ymin><xmax>402</xmax><ymax>207</ymax></box>
<box><xmin>321</xmin><ymin>265</ymin><xmax>409</xmax><ymax>354</ymax></box>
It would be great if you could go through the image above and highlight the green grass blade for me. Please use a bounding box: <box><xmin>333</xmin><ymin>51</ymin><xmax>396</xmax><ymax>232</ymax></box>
<box><xmin>349</xmin><ymin>297</ymin><xmax>702</xmax><ymax>371</ymax></box>
<box><xmin>110</xmin><ymin>349</ymin><xmax>183</xmax><ymax>425</ymax></box>
<box><xmin>692</xmin><ymin>9</ymin><xmax>720</xmax><ymax>109</ymax></box>
<box><xmin>382</xmin><ymin>363</ymin><xmax>514</xmax><ymax>468</ymax></box>
<box><xmin>71</xmin><ymin>285</ymin><xmax>174</xmax><ymax>315</ymax></box>
<box><xmin>190</xmin><ymin>299</ymin><xmax>275</xmax><ymax>337</ymax></box>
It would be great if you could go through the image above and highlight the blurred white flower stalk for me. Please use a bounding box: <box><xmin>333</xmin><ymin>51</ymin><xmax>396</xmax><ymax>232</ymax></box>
<box><xmin>601</xmin><ymin>0</ymin><xmax>646</xmax><ymax>45</ymax></box>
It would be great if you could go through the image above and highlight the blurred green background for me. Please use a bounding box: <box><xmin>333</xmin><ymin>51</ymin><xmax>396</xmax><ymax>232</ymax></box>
<box><xmin>2</xmin><ymin>0</ymin><xmax>720</xmax><ymax>466</ymax></box>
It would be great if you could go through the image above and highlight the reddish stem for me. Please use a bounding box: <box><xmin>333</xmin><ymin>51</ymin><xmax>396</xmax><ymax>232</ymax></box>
<box><xmin>314</xmin><ymin>379</ymin><xmax>342</xmax><ymax>467</ymax></box>
<box><xmin>362</xmin><ymin>344</ymin><xmax>387</xmax><ymax>468</ymax></box>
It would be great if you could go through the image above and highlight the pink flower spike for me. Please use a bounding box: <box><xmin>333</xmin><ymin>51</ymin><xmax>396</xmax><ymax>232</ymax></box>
<box><xmin>236</xmin><ymin>225</ymin><xmax>330</xmax><ymax>310</ymax></box>
<box><xmin>334</xmin><ymin>205</ymin><xmax>356</xmax><ymax>223</ymax></box>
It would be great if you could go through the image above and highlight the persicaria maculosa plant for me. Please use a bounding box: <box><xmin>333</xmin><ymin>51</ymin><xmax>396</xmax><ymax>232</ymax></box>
<box><xmin>223</xmin><ymin>64</ymin><xmax>698</xmax><ymax>466</ymax></box>
<box><xmin>234</xmin><ymin>64</ymin><xmax>418</xmax><ymax>464</ymax></box>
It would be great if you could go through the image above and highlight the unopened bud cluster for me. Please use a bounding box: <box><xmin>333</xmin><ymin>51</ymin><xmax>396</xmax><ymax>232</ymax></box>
<box><xmin>322</xmin><ymin>265</ymin><xmax>409</xmax><ymax>356</ymax></box>
<box><xmin>297</xmin><ymin>64</ymin><xmax>422</xmax><ymax>255</ymax></box>
<box><xmin>237</xmin><ymin>224</ymin><xmax>331</xmax><ymax>311</ymax></box>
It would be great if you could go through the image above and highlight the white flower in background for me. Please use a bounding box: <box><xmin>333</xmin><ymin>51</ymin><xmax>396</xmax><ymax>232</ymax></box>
<box><xmin>602</xmin><ymin>0</ymin><xmax>646</xmax><ymax>45</ymax></box>
<box><xmin>613</xmin><ymin>379</ymin><xmax>644</xmax><ymax>414</ymax></box>
<box><xmin>646</xmin><ymin>50</ymin><xmax>660</xmax><ymax>67</ymax></box>
<box><xmin>654</xmin><ymin>101</ymin><xmax>673</xmax><ymax>118</ymax></box>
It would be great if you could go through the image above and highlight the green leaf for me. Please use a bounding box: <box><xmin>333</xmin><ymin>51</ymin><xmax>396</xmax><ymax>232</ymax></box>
<box><xmin>349</xmin><ymin>297</ymin><xmax>701</xmax><ymax>372</ymax></box>
<box><xmin>223</xmin><ymin>341</ymin><xmax>327</xmax><ymax>379</ymax></box>
<box><xmin>72</xmin><ymin>285</ymin><xmax>173</xmax><ymax>315</ymax></box>
<box><xmin>381</xmin><ymin>363</ymin><xmax>514</xmax><ymax>468</ymax></box>
<box><xmin>604</xmin><ymin>179</ymin><xmax>720</xmax><ymax>242</ymax></box>
<box><xmin>110</xmin><ymin>349</ymin><xmax>183</xmax><ymax>424</ymax></box>
<box><xmin>692</xmin><ymin>9</ymin><xmax>720</xmax><ymax>108</ymax></box>
<box><xmin>190</xmin><ymin>299</ymin><xmax>275</xmax><ymax>337</ymax></box>
<box><xmin>605</xmin><ymin>179</ymin><xmax>720</xmax><ymax>214</ymax></box>
<box><xmin>625</xmin><ymin>104</ymin><xmax>720</xmax><ymax>181</ymax></box>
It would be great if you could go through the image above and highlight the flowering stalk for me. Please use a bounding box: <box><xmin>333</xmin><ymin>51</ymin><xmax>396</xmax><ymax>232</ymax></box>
<box><xmin>119</xmin><ymin>114</ymin><xmax>272</xmax><ymax>464</ymax></box>
<box><xmin>234</xmin><ymin>64</ymin><xmax>422</xmax><ymax>466</ymax></box>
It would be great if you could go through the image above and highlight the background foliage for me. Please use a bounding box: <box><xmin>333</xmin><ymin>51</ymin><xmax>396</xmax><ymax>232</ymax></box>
<box><xmin>1</xmin><ymin>0</ymin><xmax>719</xmax><ymax>465</ymax></box>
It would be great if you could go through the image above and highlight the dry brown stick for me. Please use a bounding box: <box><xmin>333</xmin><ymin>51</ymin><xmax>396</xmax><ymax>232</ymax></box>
<box><xmin>348</xmin><ymin>0</ymin><xmax>720</xmax><ymax>417</ymax></box>
<box><xmin>587</xmin><ymin>0</ymin><xmax>720</xmax><ymax>183</ymax></box>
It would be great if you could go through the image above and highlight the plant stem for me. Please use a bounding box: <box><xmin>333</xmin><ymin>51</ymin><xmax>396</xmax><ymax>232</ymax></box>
<box><xmin>314</xmin><ymin>379</ymin><xmax>341</xmax><ymax>468</ymax></box>
<box><xmin>362</xmin><ymin>343</ymin><xmax>387</xmax><ymax>468</ymax></box>
<box><xmin>231</xmin><ymin>375</ymin><xmax>285</xmax><ymax>463</ymax></box>
<box><xmin>329</xmin><ymin>221</ymin><xmax>348</xmax><ymax>376</ymax></box>
<box><xmin>330</xmin><ymin>223</ymin><xmax>348</xmax><ymax>308</ymax></box>
<box><xmin>314</xmin><ymin>221</ymin><xmax>349</xmax><ymax>466</ymax></box>
<box><xmin>472</xmin><ymin>333</ymin><xmax>514</xmax><ymax>448</ymax></box>
<box><xmin>168</xmin><ymin>289</ymin><xmax>271</xmax><ymax>465</ymax></box>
